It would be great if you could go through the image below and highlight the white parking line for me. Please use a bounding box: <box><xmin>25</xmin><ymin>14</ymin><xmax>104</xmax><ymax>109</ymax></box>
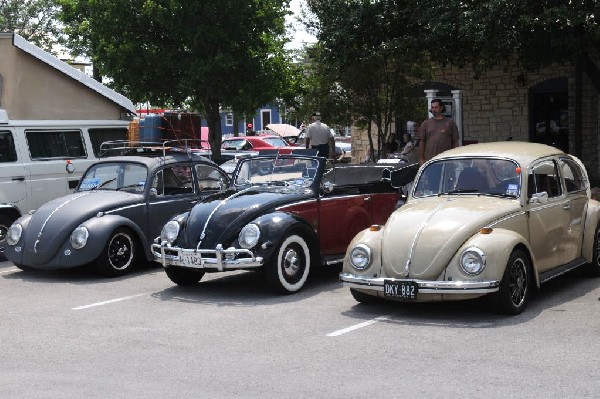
<box><xmin>72</xmin><ymin>293</ymin><xmax>149</xmax><ymax>310</ymax></box>
<box><xmin>0</xmin><ymin>267</ymin><xmax>19</xmax><ymax>275</ymax></box>
<box><xmin>327</xmin><ymin>316</ymin><xmax>390</xmax><ymax>337</ymax></box>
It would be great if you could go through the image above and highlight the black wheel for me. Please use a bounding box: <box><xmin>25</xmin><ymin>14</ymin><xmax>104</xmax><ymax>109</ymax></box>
<box><xmin>587</xmin><ymin>223</ymin><xmax>600</xmax><ymax>277</ymax></box>
<box><xmin>265</xmin><ymin>233</ymin><xmax>311</xmax><ymax>294</ymax></box>
<box><xmin>492</xmin><ymin>249</ymin><xmax>530</xmax><ymax>315</ymax></box>
<box><xmin>350</xmin><ymin>288</ymin><xmax>382</xmax><ymax>304</ymax></box>
<box><xmin>256</xmin><ymin>162</ymin><xmax>272</xmax><ymax>176</ymax></box>
<box><xmin>165</xmin><ymin>266</ymin><xmax>204</xmax><ymax>286</ymax></box>
<box><xmin>95</xmin><ymin>228</ymin><xmax>137</xmax><ymax>277</ymax></box>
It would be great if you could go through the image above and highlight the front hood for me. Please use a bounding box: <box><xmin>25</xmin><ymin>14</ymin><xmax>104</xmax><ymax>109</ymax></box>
<box><xmin>22</xmin><ymin>191</ymin><xmax>141</xmax><ymax>264</ymax></box>
<box><xmin>183</xmin><ymin>187</ymin><xmax>311</xmax><ymax>248</ymax></box>
<box><xmin>382</xmin><ymin>196</ymin><xmax>521</xmax><ymax>278</ymax></box>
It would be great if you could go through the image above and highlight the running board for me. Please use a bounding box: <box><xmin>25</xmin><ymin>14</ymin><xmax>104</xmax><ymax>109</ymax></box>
<box><xmin>539</xmin><ymin>257</ymin><xmax>587</xmax><ymax>284</ymax></box>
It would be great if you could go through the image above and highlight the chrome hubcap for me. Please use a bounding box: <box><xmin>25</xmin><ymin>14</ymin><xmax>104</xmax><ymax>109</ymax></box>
<box><xmin>509</xmin><ymin>258</ymin><xmax>527</xmax><ymax>306</ymax></box>
<box><xmin>282</xmin><ymin>248</ymin><xmax>300</xmax><ymax>277</ymax></box>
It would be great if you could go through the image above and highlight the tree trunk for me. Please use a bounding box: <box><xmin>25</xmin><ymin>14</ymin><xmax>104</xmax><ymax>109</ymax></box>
<box><xmin>205</xmin><ymin>97</ymin><xmax>222</xmax><ymax>158</ymax></box>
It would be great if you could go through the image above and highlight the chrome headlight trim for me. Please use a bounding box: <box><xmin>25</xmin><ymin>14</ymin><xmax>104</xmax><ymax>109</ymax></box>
<box><xmin>6</xmin><ymin>224</ymin><xmax>22</xmax><ymax>246</ymax></box>
<box><xmin>349</xmin><ymin>244</ymin><xmax>372</xmax><ymax>270</ymax></box>
<box><xmin>160</xmin><ymin>220</ymin><xmax>181</xmax><ymax>244</ymax></box>
<box><xmin>460</xmin><ymin>247</ymin><xmax>486</xmax><ymax>275</ymax></box>
<box><xmin>239</xmin><ymin>223</ymin><xmax>260</xmax><ymax>249</ymax></box>
<box><xmin>70</xmin><ymin>226</ymin><xmax>89</xmax><ymax>250</ymax></box>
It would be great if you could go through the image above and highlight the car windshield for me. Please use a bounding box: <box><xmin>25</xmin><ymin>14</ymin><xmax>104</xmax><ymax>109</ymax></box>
<box><xmin>262</xmin><ymin>137</ymin><xmax>288</xmax><ymax>147</ymax></box>
<box><xmin>222</xmin><ymin>139</ymin><xmax>250</xmax><ymax>150</ymax></box>
<box><xmin>233</xmin><ymin>157</ymin><xmax>319</xmax><ymax>188</ymax></box>
<box><xmin>79</xmin><ymin>162</ymin><xmax>148</xmax><ymax>193</ymax></box>
<box><xmin>413</xmin><ymin>158</ymin><xmax>521</xmax><ymax>198</ymax></box>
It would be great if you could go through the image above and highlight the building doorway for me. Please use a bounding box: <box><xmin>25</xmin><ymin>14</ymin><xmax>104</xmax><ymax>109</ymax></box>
<box><xmin>529</xmin><ymin>78</ymin><xmax>569</xmax><ymax>153</ymax></box>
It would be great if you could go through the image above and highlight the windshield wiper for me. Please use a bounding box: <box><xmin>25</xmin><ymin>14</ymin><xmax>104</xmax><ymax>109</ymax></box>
<box><xmin>91</xmin><ymin>177</ymin><xmax>116</xmax><ymax>190</ymax></box>
<box><xmin>481</xmin><ymin>191</ymin><xmax>518</xmax><ymax>198</ymax></box>
<box><xmin>438</xmin><ymin>189</ymin><xmax>479</xmax><ymax>195</ymax></box>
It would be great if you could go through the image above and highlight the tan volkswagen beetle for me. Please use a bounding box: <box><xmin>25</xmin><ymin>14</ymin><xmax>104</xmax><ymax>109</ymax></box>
<box><xmin>340</xmin><ymin>142</ymin><xmax>600</xmax><ymax>314</ymax></box>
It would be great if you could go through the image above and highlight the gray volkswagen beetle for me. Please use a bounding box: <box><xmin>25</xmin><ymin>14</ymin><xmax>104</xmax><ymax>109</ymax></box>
<box><xmin>4</xmin><ymin>144</ymin><xmax>230</xmax><ymax>276</ymax></box>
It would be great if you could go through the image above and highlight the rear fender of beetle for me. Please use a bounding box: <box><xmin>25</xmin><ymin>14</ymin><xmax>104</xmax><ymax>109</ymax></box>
<box><xmin>581</xmin><ymin>199</ymin><xmax>600</xmax><ymax>262</ymax></box>
<box><xmin>250</xmin><ymin>211</ymin><xmax>318</xmax><ymax>262</ymax></box>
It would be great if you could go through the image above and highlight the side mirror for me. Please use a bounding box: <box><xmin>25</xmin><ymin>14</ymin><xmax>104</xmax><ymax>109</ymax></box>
<box><xmin>321</xmin><ymin>181</ymin><xmax>334</xmax><ymax>194</ymax></box>
<box><xmin>529</xmin><ymin>191</ymin><xmax>548</xmax><ymax>204</ymax></box>
<box><xmin>149</xmin><ymin>188</ymin><xmax>158</xmax><ymax>197</ymax></box>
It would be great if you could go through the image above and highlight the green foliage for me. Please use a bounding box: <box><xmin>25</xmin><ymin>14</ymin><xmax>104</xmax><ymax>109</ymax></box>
<box><xmin>0</xmin><ymin>0</ymin><xmax>63</xmax><ymax>53</ymax></box>
<box><xmin>58</xmin><ymin>0</ymin><xmax>295</xmax><ymax>155</ymax></box>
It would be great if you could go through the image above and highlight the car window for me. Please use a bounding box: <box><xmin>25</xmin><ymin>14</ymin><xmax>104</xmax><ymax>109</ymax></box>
<box><xmin>26</xmin><ymin>130</ymin><xmax>87</xmax><ymax>159</ymax></box>
<box><xmin>196</xmin><ymin>164</ymin><xmax>227</xmax><ymax>190</ymax></box>
<box><xmin>262</xmin><ymin>137</ymin><xmax>288</xmax><ymax>147</ymax></box>
<box><xmin>234</xmin><ymin>157</ymin><xmax>319</xmax><ymax>188</ymax></box>
<box><xmin>79</xmin><ymin>162</ymin><xmax>148</xmax><ymax>192</ymax></box>
<box><xmin>89</xmin><ymin>128</ymin><xmax>129</xmax><ymax>157</ymax></box>
<box><xmin>527</xmin><ymin>160</ymin><xmax>562</xmax><ymax>198</ymax></box>
<box><xmin>222</xmin><ymin>139</ymin><xmax>252</xmax><ymax>151</ymax></box>
<box><xmin>0</xmin><ymin>131</ymin><xmax>17</xmax><ymax>162</ymax></box>
<box><xmin>559</xmin><ymin>157</ymin><xmax>586</xmax><ymax>193</ymax></box>
<box><xmin>413</xmin><ymin>158</ymin><xmax>520</xmax><ymax>198</ymax></box>
<box><xmin>154</xmin><ymin>164</ymin><xmax>194</xmax><ymax>195</ymax></box>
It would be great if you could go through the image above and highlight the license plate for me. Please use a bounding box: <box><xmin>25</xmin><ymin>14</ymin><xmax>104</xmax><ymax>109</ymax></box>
<box><xmin>179</xmin><ymin>252</ymin><xmax>204</xmax><ymax>268</ymax></box>
<box><xmin>384</xmin><ymin>280</ymin><xmax>418</xmax><ymax>299</ymax></box>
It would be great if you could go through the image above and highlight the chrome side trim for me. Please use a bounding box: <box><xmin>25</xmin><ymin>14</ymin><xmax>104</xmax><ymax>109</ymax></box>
<box><xmin>152</xmin><ymin>243</ymin><xmax>263</xmax><ymax>271</ymax></box>
<box><xmin>339</xmin><ymin>273</ymin><xmax>500</xmax><ymax>294</ymax></box>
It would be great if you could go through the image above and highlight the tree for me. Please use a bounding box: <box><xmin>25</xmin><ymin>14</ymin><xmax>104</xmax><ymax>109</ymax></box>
<box><xmin>305</xmin><ymin>0</ymin><xmax>430</xmax><ymax>160</ymax></box>
<box><xmin>0</xmin><ymin>0</ymin><xmax>63</xmax><ymax>53</ymax></box>
<box><xmin>58</xmin><ymin>0</ymin><xmax>294</xmax><ymax>155</ymax></box>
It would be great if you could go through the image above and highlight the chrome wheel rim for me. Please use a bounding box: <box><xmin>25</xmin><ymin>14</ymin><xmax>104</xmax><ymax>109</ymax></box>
<box><xmin>509</xmin><ymin>258</ymin><xmax>527</xmax><ymax>307</ymax></box>
<box><xmin>108</xmin><ymin>233</ymin><xmax>134</xmax><ymax>270</ymax></box>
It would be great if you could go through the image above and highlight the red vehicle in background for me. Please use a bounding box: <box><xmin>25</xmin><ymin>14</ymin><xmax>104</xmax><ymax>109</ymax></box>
<box><xmin>221</xmin><ymin>135</ymin><xmax>297</xmax><ymax>154</ymax></box>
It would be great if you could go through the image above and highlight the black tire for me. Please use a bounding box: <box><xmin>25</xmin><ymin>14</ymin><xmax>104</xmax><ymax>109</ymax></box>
<box><xmin>587</xmin><ymin>223</ymin><xmax>600</xmax><ymax>277</ymax></box>
<box><xmin>165</xmin><ymin>266</ymin><xmax>204</xmax><ymax>286</ymax></box>
<box><xmin>265</xmin><ymin>233</ymin><xmax>311</xmax><ymax>294</ymax></box>
<box><xmin>350</xmin><ymin>288</ymin><xmax>382</xmax><ymax>304</ymax></box>
<box><xmin>0</xmin><ymin>214</ymin><xmax>17</xmax><ymax>260</ymax></box>
<box><xmin>95</xmin><ymin>228</ymin><xmax>137</xmax><ymax>277</ymax></box>
<box><xmin>492</xmin><ymin>249</ymin><xmax>530</xmax><ymax>315</ymax></box>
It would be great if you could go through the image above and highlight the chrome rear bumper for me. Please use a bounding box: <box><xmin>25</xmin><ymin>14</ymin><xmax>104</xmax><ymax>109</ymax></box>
<box><xmin>339</xmin><ymin>273</ymin><xmax>500</xmax><ymax>294</ymax></box>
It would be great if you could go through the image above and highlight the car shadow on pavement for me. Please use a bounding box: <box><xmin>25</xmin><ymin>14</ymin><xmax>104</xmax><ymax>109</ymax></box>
<box><xmin>152</xmin><ymin>264</ymin><xmax>344</xmax><ymax>306</ymax></box>
<box><xmin>339</xmin><ymin>270</ymin><xmax>600</xmax><ymax>328</ymax></box>
<box><xmin>1</xmin><ymin>260</ymin><xmax>163</xmax><ymax>284</ymax></box>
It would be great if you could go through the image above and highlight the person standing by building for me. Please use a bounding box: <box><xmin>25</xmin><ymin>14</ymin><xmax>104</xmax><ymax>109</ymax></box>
<box><xmin>305</xmin><ymin>112</ymin><xmax>335</xmax><ymax>158</ymax></box>
<box><xmin>417</xmin><ymin>99</ymin><xmax>459</xmax><ymax>164</ymax></box>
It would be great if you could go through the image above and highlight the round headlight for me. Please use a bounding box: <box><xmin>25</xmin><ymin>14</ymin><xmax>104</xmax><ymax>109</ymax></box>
<box><xmin>70</xmin><ymin>226</ymin><xmax>89</xmax><ymax>250</ymax></box>
<box><xmin>349</xmin><ymin>244</ymin><xmax>371</xmax><ymax>270</ymax></box>
<box><xmin>239</xmin><ymin>223</ymin><xmax>260</xmax><ymax>249</ymax></box>
<box><xmin>460</xmin><ymin>247</ymin><xmax>486</xmax><ymax>275</ymax></box>
<box><xmin>160</xmin><ymin>221</ymin><xmax>181</xmax><ymax>244</ymax></box>
<box><xmin>6</xmin><ymin>224</ymin><xmax>22</xmax><ymax>246</ymax></box>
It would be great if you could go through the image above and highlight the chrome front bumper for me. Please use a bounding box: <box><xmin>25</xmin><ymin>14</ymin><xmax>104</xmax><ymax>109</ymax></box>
<box><xmin>152</xmin><ymin>243</ymin><xmax>264</xmax><ymax>272</ymax></box>
<box><xmin>339</xmin><ymin>273</ymin><xmax>500</xmax><ymax>294</ymax></box>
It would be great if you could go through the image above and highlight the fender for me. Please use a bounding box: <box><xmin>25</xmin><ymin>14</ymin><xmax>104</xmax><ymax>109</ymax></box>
<box><xmin>581</xmin><ymin>199</ymin><xmax>600</xmax><ymax>262</ymax></box>
<box><xmin>78</xmin><ymin>214</ymin><xmax>153</xmax><ymax>262</ymax></box>
<box><xmin>452</xmin><ymin>228</ymin><xmax>539</xmax><ymax>287</ymax></box>
<box><xmin>251</xmin><ymin>211</ymin><xmax>319</xmax><ymax>263</ymax></box>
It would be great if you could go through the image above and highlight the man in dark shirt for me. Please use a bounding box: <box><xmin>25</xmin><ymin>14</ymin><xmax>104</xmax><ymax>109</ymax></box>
<box><xmin>417</xmin><ymin>99</ymin><xmax>459</xmax><ymax>164</ymax></box>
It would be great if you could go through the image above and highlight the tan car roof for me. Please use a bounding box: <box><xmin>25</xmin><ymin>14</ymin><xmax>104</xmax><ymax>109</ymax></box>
<box><xmin>432</xmin><ymin>141</ymin><xmax>564</xmax><ymax>167</ymax></box>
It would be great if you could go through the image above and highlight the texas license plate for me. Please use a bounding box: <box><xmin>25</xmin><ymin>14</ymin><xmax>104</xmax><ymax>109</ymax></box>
<box><xmin>383</xmin><ymin>280</ymin><xmax>418</xmax><ymax>299</ymax></box>
<box><xmin>179</xmin><ymin>252</ymin><xmax>204</xmax><ymax>268</ymax></box>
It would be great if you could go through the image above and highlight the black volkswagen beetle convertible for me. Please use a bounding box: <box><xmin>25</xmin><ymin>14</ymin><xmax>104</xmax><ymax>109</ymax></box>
<box><xmin>4</xmin><ymin>143</ymin><xmax>230</xmax><ymax>276</ymax></box>
<box><xmin>153</xmin><ymin>153</ymin><xmax>418</xmax><ymax>293</ymax></box>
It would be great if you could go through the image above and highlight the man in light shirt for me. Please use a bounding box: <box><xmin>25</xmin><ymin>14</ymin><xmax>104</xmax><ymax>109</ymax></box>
<box><xmin>305</xmin><ymin>112</ymin><xmax>335</xmax><ymax>158</ymax></box>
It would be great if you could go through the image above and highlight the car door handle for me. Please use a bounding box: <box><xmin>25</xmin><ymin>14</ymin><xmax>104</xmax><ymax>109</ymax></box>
<box><xmin>12</xmin><ymin>176</ymin><xmax>25</xmax><ymax>181</ymax></box>
<box><xmin>563</xmin><ymin>203</ymin><xmax>571</xmax><ymax>210</ymax></box>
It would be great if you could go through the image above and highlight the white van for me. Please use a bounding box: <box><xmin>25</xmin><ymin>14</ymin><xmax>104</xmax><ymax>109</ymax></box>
<box><xmin>0</xmin><ymin>109</ymin><xmax>129</xmax><ymax>245</ymax></box>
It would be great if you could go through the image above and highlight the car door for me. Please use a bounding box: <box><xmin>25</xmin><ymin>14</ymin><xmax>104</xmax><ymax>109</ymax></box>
<box><xmin>526</xmin><ymin>159</ymin><xmax>571</xmax><ymax>271</ymax></box>
<box><xmin>558</xmin><ymin>156</ymin><xmax>588</xmax><ymax>262</ymax></box>
<box><xmin>0</xmin><ymin>130</ymin><xmax>28</xmax><ymax>211</ymax></box>
<box><xmin>147</xmin><ymin>163</ymin><xmax>200</xmax><ymax>241</ymax></box>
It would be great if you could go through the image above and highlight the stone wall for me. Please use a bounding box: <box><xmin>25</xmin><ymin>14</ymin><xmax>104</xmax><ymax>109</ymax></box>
<box><xmin>351</xmin><ymin>60</ymin><xmax>600</xmax><ymax>181</ymax></box>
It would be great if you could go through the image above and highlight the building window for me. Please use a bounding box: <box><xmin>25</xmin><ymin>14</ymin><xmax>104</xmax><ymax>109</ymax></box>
<box><xmin>225</xmin><ymin>113</ymin><xmax>233</xmax><ymax>126</ymax></box>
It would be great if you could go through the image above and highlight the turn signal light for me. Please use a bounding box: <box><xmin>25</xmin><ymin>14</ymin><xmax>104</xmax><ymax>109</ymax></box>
<box><xmin>479</xmin><ymin>227</ymin><xmax>493</xmax><ymax>234</ymax></box>
<box><xmin>369</xmin><ymin>225</ymin><xmax>382</xmax><ymax>232</ymax></box>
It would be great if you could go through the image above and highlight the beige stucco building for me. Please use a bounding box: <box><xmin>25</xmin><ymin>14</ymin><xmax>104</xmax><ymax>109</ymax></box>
<box><xmin>0</xmin><ymin>32</ymin><xmax>135</xmax><ymax>120</ymax></box>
